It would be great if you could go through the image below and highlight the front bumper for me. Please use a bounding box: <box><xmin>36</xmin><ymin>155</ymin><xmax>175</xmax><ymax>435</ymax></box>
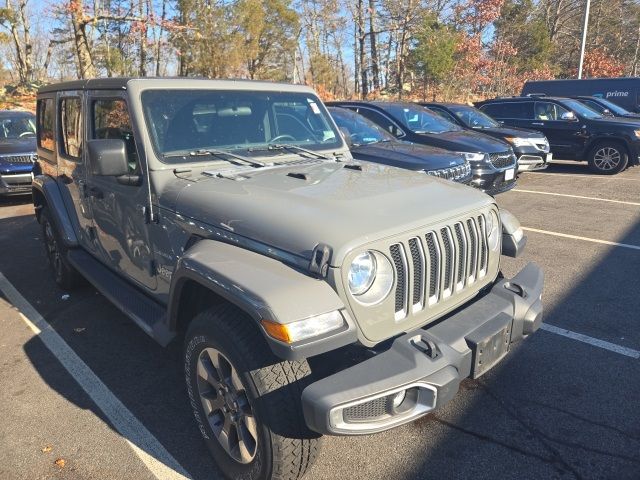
<box><xmin>470</xmin><ymin>168</ymin><xmax>516</xmax><ymax>195</ymax></box>
<box><xmin>0</xmin><ymin>172</ymin><xmax>33</xmax><ymax>196</ymax></box>
<box><xmin>302</xmin><ymin>262</ymin><xmax>543</xmax><ymax>435</ymax></box>
<box><xmin>516</xmin><ymin>151</ymin><xmax>551</xmax><ymax>172</ymax></box>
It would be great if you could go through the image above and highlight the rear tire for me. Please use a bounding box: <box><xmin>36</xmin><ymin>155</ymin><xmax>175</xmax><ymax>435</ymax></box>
<box><xmin>184</xmin><ymin>304</ymin><xmax>320</xmax><ymax>480</ymax></box>
<box><xmin>40</xmin><ymin>207</ymin><xmax>84</xmax><ymax>290</ymax></box>
<box><xmin>588</xmin><ymin>142</ymin><xmax>628</xmax><ymax>175</ymax></box>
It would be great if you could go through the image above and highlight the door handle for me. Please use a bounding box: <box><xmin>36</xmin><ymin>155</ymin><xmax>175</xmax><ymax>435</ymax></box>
<box><xmin>532</xmin><ymin>122</ymin><xmax>544</xmax><ymax>126</ymax></box>
<box><xmin>86</xmin><ymin>186</ymin><xmax>104</xmax><ymax>199</ymax></box>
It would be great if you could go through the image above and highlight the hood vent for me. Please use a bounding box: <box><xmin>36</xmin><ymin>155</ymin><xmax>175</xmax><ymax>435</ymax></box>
<box><xmin>287</xmin><ymin>172</ymin><xmax>309</xmax><ymax>180</ymax></box>
<box><xmin>343</xmin><ymin>163</ymin><xmax>363</xmax><ymax>171</ymax></box>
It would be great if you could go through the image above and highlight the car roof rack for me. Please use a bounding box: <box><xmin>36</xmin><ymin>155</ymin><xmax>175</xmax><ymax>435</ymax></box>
<box><xmin>525</xmin><ymin>93</ymin><xmax>547</xmax><ymax>97</ymax></box>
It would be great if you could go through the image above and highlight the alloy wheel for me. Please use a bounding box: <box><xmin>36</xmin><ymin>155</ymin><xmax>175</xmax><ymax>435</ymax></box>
<box><xmin>593</xmin><ymin>147</ymin><xmax>621</xmax><ymax>171</ymax></box>
<box><xmin>196</xmin><ymin>347</ymin><xmax>259</xmax><ymax>464</ymax></box>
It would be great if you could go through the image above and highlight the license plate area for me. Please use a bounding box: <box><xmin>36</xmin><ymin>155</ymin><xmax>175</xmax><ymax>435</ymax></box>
<box><xmin>465</xmin><ymin>314</ymin><xmax>513</xmax><ymax>379</ymax></box>
<box><xmin>504</xmin><ymin>168</ymin><xmax>515</xmax><ymax>181</ymax></box>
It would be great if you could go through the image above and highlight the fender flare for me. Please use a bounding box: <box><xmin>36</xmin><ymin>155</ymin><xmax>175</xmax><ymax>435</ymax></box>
<box><xmin>32</xmin><ymin>175</ymin><xmax>78</xmax><ymax>247</ymax></box>
<box><xmin>585</xmin><ymin>135</ymin><xmax>632</xmax><ymax>157</ymax></box>
<box><xmin>167</xmin><ymin>239</ymin><xmax>357</xmax><ymax>360</ymax></box>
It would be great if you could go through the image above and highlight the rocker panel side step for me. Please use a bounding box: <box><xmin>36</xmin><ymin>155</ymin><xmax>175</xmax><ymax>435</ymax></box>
<box><xmin>67</xmin><ymin>249</ymin><xmax>174</xmax><ymax>346</ymax></box>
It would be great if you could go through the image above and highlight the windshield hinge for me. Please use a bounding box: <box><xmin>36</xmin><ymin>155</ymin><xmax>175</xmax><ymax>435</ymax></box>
<box><xmin>309</xmin><ymin>243</ymin><xmax>332</xmax><ymax>278</ymax></box>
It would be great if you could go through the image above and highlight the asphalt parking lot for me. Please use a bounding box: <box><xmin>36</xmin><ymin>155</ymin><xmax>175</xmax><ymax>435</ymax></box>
<box><xmin>0</xmin><ymin>160</ymin><xmax>639</xmax><ymax>480</ymax></box>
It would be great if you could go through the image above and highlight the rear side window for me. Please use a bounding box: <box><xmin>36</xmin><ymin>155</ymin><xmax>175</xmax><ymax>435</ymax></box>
<box><xmin>480</xmin><ymin>102</ymin><xmax>533</xmax><ymax>119</ymax></box>
<box><xmin>37</xmin><ymin>98</ymin><xmax>55</xmax><ymax>151</ymax></box>
<box><xmin>60</xmin><ymin>97</ymin><xmax>83</xmax><ymax>160</ymax></box>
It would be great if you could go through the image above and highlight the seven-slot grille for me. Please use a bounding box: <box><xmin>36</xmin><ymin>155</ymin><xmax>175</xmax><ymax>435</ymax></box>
<box><xmin>426</xmin><ymin>162</ymin><xmax>472</xmax><ymax>182</ymax></box>
<box><xmin>389</xmin><ymin>214</ymin><xmax>490</xmax><ymax>320</ymax></box>
<box><xmin>488</xmin><ymin>152</ymin><xmax>516</xmax><ymax>169</ymax></box>
<box><xmin>0</xmin><ymin>154</ymin><xmax>35</xmax><ymax>164</ymax></box>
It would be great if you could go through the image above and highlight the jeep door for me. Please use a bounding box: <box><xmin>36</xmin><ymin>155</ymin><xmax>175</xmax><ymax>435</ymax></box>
<box><xmin>85</xmin><ymin>92</ymin><xmax>157</xmax><ymax>290</ymax></box>
<box><xmin>52</xmin><ymin>91</ymin><xmax>98</xmax><ymax>254</ymax></box>
<box><xmin>532</xmin><ymin>101</ymin><xmax>583</xmax><ymax>159</ymax></box>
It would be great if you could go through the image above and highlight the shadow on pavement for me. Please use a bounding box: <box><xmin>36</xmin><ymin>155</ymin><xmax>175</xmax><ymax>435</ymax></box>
<box><xmin>1</xmin><ymin>211</ymin><xmax>639</xmax><ymax>479</ymax></box>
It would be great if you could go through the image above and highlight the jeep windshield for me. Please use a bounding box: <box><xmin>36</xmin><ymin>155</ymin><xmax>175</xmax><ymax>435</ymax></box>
<box><xmin>384</xmin><ymin>104</ymin><xmax>461</xmax><ymax>134</ymax></box>
<box><xmin>141</xmin><ymin>90</ymin><xmax>342</xmax><ymax>163</ymax></box>
<box><xmin>0</xmin><ymin>112</ymin><xmax>36</xmax><ymax>141</ymax></box>
<box><xmin>448</xmin><ymin>105</ymin><xmax>499</xmax><ymax>129</ymax></box>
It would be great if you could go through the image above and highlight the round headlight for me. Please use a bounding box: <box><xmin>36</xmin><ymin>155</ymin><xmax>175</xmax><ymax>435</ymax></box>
<box><xmin>348</xmin><ymin>251</ymin><xmax>394</xmax><ymax>305</ymax></box>
<box><xmin>487</xmin><ymin>210</ymin><xmax>500</xmax><ymax>251</ymax></box>
<box><xmin>348</xmin><ymin>251</ymin><xmax>377</xmax><ymax>295</ymax></box>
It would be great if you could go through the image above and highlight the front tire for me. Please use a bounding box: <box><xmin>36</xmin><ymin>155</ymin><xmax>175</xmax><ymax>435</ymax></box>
<box><xmin>588</xmin><ymin>142</ymin><xmax>628</xmax><ymax>174</ymax></box>
<box><xmin>40</xmin><ymin>207</ymin><xmax>84</xmax><ymax>290</ymax></box>
<box><xmin>184</xmin><ymin>305</ymin><xmax>320</xmax><ymax>480</ymax></box>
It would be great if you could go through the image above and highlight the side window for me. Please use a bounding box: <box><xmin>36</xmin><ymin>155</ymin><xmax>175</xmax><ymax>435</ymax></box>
<box><xmin>430</xmin><ymin>107</ymin><xmax>457</xmax><ymax>123</ymax></box>
<box><xmin>581</xmin><ymin>100</ymin><xmax>605</xmax><ymax>114</ymax></box>
<box><xmin>535</xmin><ymin>101</ymin><xmax>569</xmax><ymax>121</ymax></box>
<box><xmin>355</xmin><ymin>108</ymin><xmax>403</xmax><ymax>137</ymax></box>
<box><xmin>37</xmin><ymin>98</ymin><xmax>55</xmax><ymax>151</ymax></box>
<box><xmin>483</xmin><ymin>102</ymin><xmax>532</xmax><ymax>119</ymax></box>
<box><xmin>60</xmin><ymin>97</ymin><xmax>83</xmax><ymax>159</ymax></box>
<box><xmin>92</xmin><ymin>99</ymin><xmax>139</xmax><ymax>172</ymax></box>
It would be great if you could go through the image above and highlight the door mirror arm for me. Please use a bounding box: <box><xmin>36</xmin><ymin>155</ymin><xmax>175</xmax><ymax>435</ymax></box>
<box><xmin>116</xmin><ymin>174</ymin><xmax>142</xmax><ymax>186</ymax></box>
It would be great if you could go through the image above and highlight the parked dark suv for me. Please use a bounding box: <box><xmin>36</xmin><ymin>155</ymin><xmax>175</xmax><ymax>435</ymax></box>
<box><xmin>328</xmin><ymin>107</ymin><xmax>472</xmax><ymax>183</ymax></box>
<box><xmin>0</xmin><ymin>110</ymin><xmax>37</xmax><ymax>196</ymax></box>
<box><xmin>422</xmin><ymin>102</ymin><xmax>550</xmax><ymax>172</ymax></box>
<box><xmin>327</xmin><ymin>101</ymin><xmax>517</xmax><ymax>195</ymax></box>
<box><xmin>476</xmin><ymin>95</ymin><xmax>640</xmax><ymax>174</ymax></box>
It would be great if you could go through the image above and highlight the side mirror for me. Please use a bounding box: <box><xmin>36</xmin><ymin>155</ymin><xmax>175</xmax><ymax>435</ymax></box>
<box><xmin>560</xmin><ymin>111</ymin><xmax>577</xmax><ymax>121</ymax></box>
<box><xmin>602</xmin><ymin>108</ymin><xmax>613</xmax><ymax>116</ymax></box>
<box><xmin>338</xmin><ymin>127</ymin><xmax>353</xmax><ymax>148</ymax></box>
<box><xmin>88</xmin><ymin>139</ymin><xmax>129</xmax><ymax>176</ymax></box>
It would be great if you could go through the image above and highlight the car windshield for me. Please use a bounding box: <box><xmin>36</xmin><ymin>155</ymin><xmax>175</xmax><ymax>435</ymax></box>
<box><xmin>0</xmin><ymin>112</ymin><xmax>36</xmax><ymax>141</ymax></box>
<box><xmin>448</xmin><ymin>105</ymin><xmax>499</xmax><ymax>128</ymax></box>
<box><xmin>141</xmin><ymin>90</ymin><xmax>342</xmax><ymax>161</ymax></box>
<box><xmin>591</xmin><ymin>97</ymin><xmax>631</xmax><ymax>116</ymax></box>
<box><xmin>384</xmin><ymin>104</ymin><xmax>460</xmax><ymax>134</ymax></box>
<box><xmin>328</xmin><ymin>107</ymin><xmax>394</xmax><ymax>146</ymax></box>
<box><xmin>562</xmin><ymin>99</ymin><xmax>603</xmax><ymax>119</ymax></box>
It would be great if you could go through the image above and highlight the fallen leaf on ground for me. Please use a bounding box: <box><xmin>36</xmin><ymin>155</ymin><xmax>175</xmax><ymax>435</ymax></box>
<box><xmin>41</xmin><ymin>445</ymin><xmax>52</xmax><ymax>453</ymax></box>
<box><xmin>54</xmin><ymin>458</ymin><xmax>65</xmax><ymax>468</ymax></box>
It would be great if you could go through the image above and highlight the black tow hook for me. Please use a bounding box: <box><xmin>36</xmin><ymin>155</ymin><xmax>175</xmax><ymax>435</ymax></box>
<box><xmin>503</xmin><ymin>281</ymin><xmax>526</xmax><ymax>298</ymax></box>
<box><xmin>410</xmin><ymin>336</ymin><xmax>440</xmax><ymax>359</ymax></box>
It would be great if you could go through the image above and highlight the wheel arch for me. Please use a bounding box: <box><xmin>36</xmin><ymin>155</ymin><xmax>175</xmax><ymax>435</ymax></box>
<box><xmin>167</xmin><ymin>239</ymin><xmax>356</xmax><ymax>360</ymax></box>
<box><xmin>585</xmin><ymin>136</ymin><xmax>631</xmax><ymax>158</ymax></box>
<box><xmin>32</xmin><ymin>175</ymin><xmax>78</xmax><ymax>247</ymax></box>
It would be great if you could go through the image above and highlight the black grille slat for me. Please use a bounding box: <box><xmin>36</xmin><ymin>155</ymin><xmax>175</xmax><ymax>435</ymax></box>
<box><xmin>454</xmin><ymin>223</ymin><xmax>466</xmax><ymax>285</ymax></box>
<box><xmin>467</xmin><ymin>218</ymin><xmax>478</xmax><ymax>278</ymax></box>
<box><xmin>0</xmin><ymin>154</ymin><xmax>35</xmax><ymax>164</ymax></box>
<box><xmin>440</xmin><ymin>228</ymin><xmax>453</xmax><ymax>291</ymax></box>
<box><xmin>426</xmin><ymin>233</ymin><xmax>439</xmax><ymax>298</ymax></box>
<box><xmin>478</xmin><ymin>215</ymin><xmax>488</xmax><ymax>272</ymax></box>
<box><xmin>389</xmin><ymin>244</ymin><xmax>406</xmax><ymax>315</ymax></box>
<box><xmin>408</xmin><ymin>238</ymin><xmax>423</xmax><ymax>308</ymax></box>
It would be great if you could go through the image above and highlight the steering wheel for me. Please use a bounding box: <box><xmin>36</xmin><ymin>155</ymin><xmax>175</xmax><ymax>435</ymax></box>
<box><xmin>19</xmin><ymin>131</ymin><xmax>35</xmax><ymax>138</ymax></box>
<box><xmin>270</xmin><ymin>134</ymin><xmax>297</xmax><ymax>143</ymax></box>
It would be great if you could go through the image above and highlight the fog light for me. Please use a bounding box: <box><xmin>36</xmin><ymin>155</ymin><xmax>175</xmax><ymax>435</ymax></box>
<box><xmin>392</xmin><ymin>390</ymin><xmax>406</xmax><ymax>409</ymax></box>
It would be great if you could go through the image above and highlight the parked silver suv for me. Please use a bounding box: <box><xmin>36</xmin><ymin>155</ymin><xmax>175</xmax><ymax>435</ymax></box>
<box><xmin>34</xmin><ymin>78</ymin><xmax>543</xmax><ymax>480</ymax></box>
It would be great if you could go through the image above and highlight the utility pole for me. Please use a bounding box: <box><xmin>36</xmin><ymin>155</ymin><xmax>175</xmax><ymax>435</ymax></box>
<box><xmin>578</xmin><ymin>0</ymin><xmax>591</xmax><ymax>79</ymax></box>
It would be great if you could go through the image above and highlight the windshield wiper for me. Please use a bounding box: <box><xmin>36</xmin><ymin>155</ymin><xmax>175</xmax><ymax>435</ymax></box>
<box><xmin>164</xmin><ymin>148</ymin><xmax>267</xmax><ymax>167</ymax></box>
<box><xmin>263</xmin><ymin>143</ymin><xmax>331</xmax><ymax>160</ymax></box>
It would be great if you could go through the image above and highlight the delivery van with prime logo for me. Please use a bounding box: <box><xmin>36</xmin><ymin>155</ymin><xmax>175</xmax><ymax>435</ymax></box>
<box><xmin>522</xmin><ymin>78</ymin><xmax>640</xmax><ymax>113</ymax></box>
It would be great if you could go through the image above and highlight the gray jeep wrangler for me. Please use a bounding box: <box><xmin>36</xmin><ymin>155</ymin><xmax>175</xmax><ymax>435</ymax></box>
<box><xmin>33</xmin><ymin>78</ymin><xmax>543</xmax><ymax>480</ymax></box>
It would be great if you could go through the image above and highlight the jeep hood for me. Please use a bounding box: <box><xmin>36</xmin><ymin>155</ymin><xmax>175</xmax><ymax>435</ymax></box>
<box><xmin>171</xmin><ymin>161</ymin><xmax>492</xmax><ymax>266</ymax></box>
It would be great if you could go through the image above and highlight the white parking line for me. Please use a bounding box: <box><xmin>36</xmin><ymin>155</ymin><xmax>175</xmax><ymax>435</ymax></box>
<box><xmin>523</xmin><ymin>227</ymin><xmax>640</xmax><ymax>251</ymax></box>
<box><xmin>540</xmin><ymin>324</ymin><xmax>640</xmax><ymax>359</ymax></box>
<box><xmin>513</xmin><ymin>189</ymin><xmax>640</xmax><ymax>207</ymax></box>
<box><xmin>526</xmin><ymin>171</ymin><xmax>640</xmax><ymax>181</ymax></box>
<box><xmin>0</xmin><ymin>272</ymin><xmax>192</xmax><ymax>480</ymax></box>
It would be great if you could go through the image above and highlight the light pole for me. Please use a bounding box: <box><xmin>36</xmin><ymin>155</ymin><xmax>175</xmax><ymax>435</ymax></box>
<box><xmin>578</xmin><ymin>0</ymin><xmax>591</xmax><ymax>79</ymax></box>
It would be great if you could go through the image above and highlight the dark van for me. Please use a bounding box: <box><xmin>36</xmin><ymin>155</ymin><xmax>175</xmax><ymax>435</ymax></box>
<box><xmin>522</xmin><ymin>78</ymin><xmax>640</xmax><ymax>113</ymax></box>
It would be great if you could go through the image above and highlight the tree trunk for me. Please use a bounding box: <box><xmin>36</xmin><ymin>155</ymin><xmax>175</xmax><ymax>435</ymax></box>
<box><xmin>368</xmin><ymin>0</ymin><xmax>379</xmax><ymax>91</ymax></box>
<box><xmin>356</xmin><ymin>0</ymin><xmax>368</xmax><ymax>98</ymax></box>
<box><xmin>69</xmin><ymin>1</ymin><xmax>96</xmax><ymax>78</ymax></box>
<box><xmin>139</xmin><ymin>0</ymin><xmax>147</xmax><ymax>76</ymax></box>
